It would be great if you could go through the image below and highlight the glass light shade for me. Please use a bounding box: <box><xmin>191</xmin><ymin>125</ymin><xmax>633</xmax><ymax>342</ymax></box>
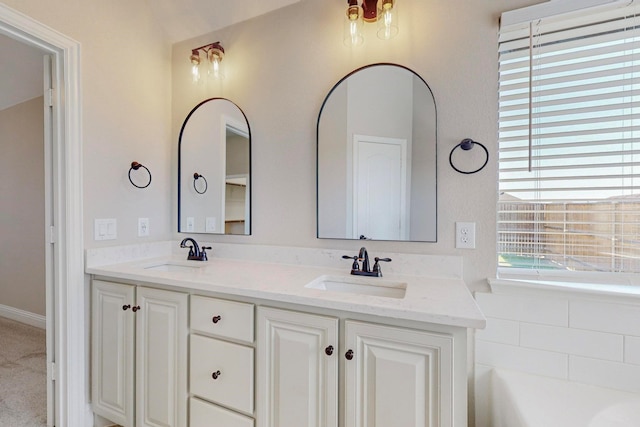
<box><xmin>344</xmin><ymin>5</ymin><xmax>364</xmax><ymax>46</ymax></box>
<box><xmin>190</xmin><ymin>52</ymin><xmax>201</xmax><ymax>84</ymax></box>
<box><xmin>207</xmin><ymin>49</ymin><xmax>225</xmax><ymax>80</ymax></box>
<box><xmin>377</xmin><ymin>0</ymin><xmax>398</xmax><ymax>40</ymax></box>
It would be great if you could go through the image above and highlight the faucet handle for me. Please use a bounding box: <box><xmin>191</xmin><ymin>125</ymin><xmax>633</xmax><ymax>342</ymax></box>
<box><xmin>372</xmin><ymin>257</ymin><xmax>392</xmax><ymax>276</ymax></box>
<box><xmin>201</xmin><ymin>246</ymin><xmax>212</xmax><ymax>261</ymax></box>
<box><xmin>342</xmin><ymin>255</ymin><xmax>360</xmax><ymax>271</ymax></box>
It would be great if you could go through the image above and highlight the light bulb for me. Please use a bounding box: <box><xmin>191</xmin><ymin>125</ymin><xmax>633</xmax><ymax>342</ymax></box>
<box><xmin>377</xmin><ymin>0</ymin><xmax>398</xmax><ymax>40</ymax></box>
<box><xmin>344</xmin><ymin>2</ymin><xmax>364</xmax><ymax>46</ymax></box>
<box><xmin>207</xmin><ymin>46</ymin><xmax>225</xmax><ymax>80</ymax></box>
<box><xmin>190</xmin><ymin>51</ymin><xmax>201</xmax><ymax>84</ymax></box>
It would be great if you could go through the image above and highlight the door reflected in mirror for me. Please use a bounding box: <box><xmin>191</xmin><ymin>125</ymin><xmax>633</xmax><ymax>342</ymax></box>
<box><xmin>179</xmin><ymin>98</ymin><xmax>251</xmax><ymax>235</ymax></box>
<box><xmin>317</xmin><ymin>64</ymin><xmax>437</xmax><ymax>242</ymax></box>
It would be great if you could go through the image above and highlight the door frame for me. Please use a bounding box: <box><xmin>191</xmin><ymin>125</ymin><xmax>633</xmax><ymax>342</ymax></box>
<box><xmin>0</xmin><ymin>4</ymin><xmax>86</xmax><ymax>427</ymax></box>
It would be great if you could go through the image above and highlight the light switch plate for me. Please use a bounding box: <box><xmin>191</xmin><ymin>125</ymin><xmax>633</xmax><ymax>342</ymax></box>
<box><xmin>186</xmin><ymin>217</ymin><xmax>195</xmax><ymax>232</ymax></box>
<box><xmin>94</xmin><ymin>218</ymin><xmax>117</xmax><ymax>241</ymax></box>
<box><xmin>206</xmin><ymin>217</ymin><xmax>217</xmax><ymax>232</ymax></box>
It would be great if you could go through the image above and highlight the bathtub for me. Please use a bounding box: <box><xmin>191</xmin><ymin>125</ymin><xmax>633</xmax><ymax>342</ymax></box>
<box><xmin>490</xmin><ymin>369</ymin><xmax>640</xmax><ymax>427</ymax></box>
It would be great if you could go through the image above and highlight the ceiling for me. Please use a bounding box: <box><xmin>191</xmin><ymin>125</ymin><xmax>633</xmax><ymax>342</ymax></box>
<box><xmin>0</xmin><ymin>0</ymin><xmax>301</xmax><ymax>111</ymax></box>
<box><xmin>146</xmin><ymin>0</ymin><xmax>302</xmax><ymax>43</ymax></box>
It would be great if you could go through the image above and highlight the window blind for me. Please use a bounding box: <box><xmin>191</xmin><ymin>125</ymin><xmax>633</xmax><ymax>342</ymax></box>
<box><xmin>498</xmin><ymin>4</ymin><xmax>640</xmax><ymax>273</ymax></box>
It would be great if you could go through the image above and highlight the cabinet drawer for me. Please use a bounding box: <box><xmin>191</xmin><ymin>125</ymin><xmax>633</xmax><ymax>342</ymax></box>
<box><xmin>190</xmin><ymin>334</ymin><xmax>254</xmax><ymax>415</ymax></box>
<box><xmin>190</xmin><ymin>397</ymin><xmax>254</xmax><ymax>427</ymax></box>
<box><xmin>191</xmin><ymin>295</ymin><xmax>254</xmax><ymax>343</ymax></box>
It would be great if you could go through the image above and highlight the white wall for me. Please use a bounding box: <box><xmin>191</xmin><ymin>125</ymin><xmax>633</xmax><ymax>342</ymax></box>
<box><xmin>0</xmin><ymin>96</ymin><xmax>45</xmax><ymax>316</ymax></box>
<box><xmin>1</xmin><ymin>0</ymin><xmax>547</xmax><ymax>290</ymax></box>
<box><xmin>2</xmin><ymin>0</ymin><xmax>551</xmax><ymax>289</ymax></box>
<box><xmin>1</xmin><ymin>0</ymin><xmax>173</xmax><ymax>248</ymax></box>
<box><xmin>171</xmin><ymin>0</ymin><xmax>544</xmax><ymax>291</ymax></box>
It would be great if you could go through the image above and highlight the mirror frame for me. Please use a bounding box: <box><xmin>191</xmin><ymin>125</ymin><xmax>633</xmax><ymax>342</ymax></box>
<box><xmin>178</xmin><ymin>97</ymin><xmax>252</xmax><ymax>235</ymax></box>
<box><xmin>316</xmin><ymin>63</ymin><xmax>438</xmax><ymax>242</ymax></box>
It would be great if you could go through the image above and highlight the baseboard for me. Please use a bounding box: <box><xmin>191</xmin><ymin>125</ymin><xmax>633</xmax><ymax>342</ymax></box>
<box><xmin>0</xmin><ymin>303</ymin><xmax>46</xmax><ymax>329</ymax></box>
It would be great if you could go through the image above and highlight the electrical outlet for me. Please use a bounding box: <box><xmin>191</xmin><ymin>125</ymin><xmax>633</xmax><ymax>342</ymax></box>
<box><xmin>138</xmin><ymin>218</ymin><xmax>149</xmax><ymax>237</ymax></box>
<box><xmin>456</xmin><ymin>222</ymin><xmax>476</xmax><ymax>249</ymax></box>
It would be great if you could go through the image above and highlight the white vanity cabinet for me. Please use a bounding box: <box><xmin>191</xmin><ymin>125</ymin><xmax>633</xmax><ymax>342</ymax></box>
<box><xmin>257</xmin><ymin>307</ymin><xmax>460</xmax><ymax>427</ymax></box>
<box><xmin>89</xmin><ymin>272</ymin><xmax>475</xmax><ymax>427</ymax></box>
<box><xmin>91</xmin><ymin>280</ymin><xmax>188</xmax><ymax>427</ymax></box>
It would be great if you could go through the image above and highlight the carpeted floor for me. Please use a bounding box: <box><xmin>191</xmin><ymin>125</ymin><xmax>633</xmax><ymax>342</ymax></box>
<box><xmin>0</xmin><ymin>316</ymin><xmax>47</xmax><ymax>427</ymax></box>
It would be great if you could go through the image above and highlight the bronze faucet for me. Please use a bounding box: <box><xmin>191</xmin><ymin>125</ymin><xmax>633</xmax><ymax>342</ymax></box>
<box><xmin>179</xmin><ymin>238</ymin><xmax>211</xmax><ymax>261</ymax></box>
<box><xmin>342</xmin><ymin>247</ymin><xmax>391</xmax><ymax>277</ymax></box>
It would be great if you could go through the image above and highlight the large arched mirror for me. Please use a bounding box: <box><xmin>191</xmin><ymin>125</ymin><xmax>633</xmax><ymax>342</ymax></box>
<box><xmin>317</xmin><ymin>64</ymin><xmax>437</xmax><ymax>242</ymax></box>
<box><xmin>179</xmin><ymin>98</ymin><xmax>251</xmax><ymax>235</ymax></box>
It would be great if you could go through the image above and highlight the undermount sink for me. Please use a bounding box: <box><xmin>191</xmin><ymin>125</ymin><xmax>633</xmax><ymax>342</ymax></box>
<box><xmin>305</xmin><ymin>275</ymin><xmax>407</xmax><ymax>299</ymax></box>
<box><xmin>143</xmin><ymin>262</ymin><xmax>203</xmax><ymax>272</ymax></box>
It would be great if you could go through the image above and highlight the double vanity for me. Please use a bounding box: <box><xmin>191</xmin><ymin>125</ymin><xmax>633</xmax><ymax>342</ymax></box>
<box><xmin>89</xmin><ymin>63</ymin><xmax>484</xmax><ymax>427</ymax></box>
<box><xmin>87</xmin><ymin>242</ymin><xmax>485</xmax><ymax>427</ymax></box>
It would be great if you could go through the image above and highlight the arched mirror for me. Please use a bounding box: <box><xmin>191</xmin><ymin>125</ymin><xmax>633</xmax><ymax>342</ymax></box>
<box><xmin>179</xmin><ymin>98</ymin><xmax>251</xmax><ymax>235</ymax></box>
<box><xmin>317</xmin><ymin>64</ymin><xmax>437</xmax><ymax>242</ymax></box>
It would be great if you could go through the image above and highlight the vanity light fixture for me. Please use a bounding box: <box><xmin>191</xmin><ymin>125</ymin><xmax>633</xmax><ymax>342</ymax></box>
<box><xmin>344</xmin><ymin>0</ymin><xmax>398</xmax><ymax>46</ymax></box>
<box><xmin>189</xmin><ymin>41</ymin><xmax>225</xmax><ymax>83</ymax></box>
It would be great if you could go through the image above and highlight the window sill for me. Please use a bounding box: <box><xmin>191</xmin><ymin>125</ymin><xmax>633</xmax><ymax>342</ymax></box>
<box><xmin>488</xmin><ymin>276</ymin><xmax>640</xmax><ymax>305</ymax></box>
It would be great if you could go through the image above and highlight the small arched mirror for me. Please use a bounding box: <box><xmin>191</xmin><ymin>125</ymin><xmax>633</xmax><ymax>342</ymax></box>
<box><xmin>179</xmin><ymin>98</ymin><xmax>251</xmax><ymax>235</ymax></box>
<box><xmin>317</xmin><ymin>64</ymin><xmax>437</xmax><ymax>242</ymax></box>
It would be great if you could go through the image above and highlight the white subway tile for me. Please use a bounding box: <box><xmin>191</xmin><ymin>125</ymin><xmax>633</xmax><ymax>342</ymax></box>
<box><xmin>570</xmin><ymin>300</ymin><xmax>640</xmax><ymax>337</ymax></box>
<box><xmin>475</xmin><ymin>292</ymin><xmax>568</xmax><ymax>326</ymax></box>
<box><xmin>625</xmin><ymin>336</ymin><xmax>640</xmax><ymax>366</ymax></box>
<box><xmin>520</xmin><ymin>323</ymin><xmax>623</xmax><ymax>361</ymax></box>
<box><xmin>570</xmin><ymin>355</ymin><xmax>640</xmax><ymax>393</ymax></box>
<box><xmin>475</xmin><ymin>317</ymin><xmax>520</xmax><ymax>345</ymax></box>
<box><xmin>475</xmin><ymin>340</ymin><xmax>568</xmax><ymax>379</ymax></box>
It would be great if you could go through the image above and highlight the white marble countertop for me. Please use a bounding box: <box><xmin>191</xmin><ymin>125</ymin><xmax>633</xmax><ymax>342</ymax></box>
<box><xmin>86</xmin><ymin>253</ymin><xmax>485</xmax><ymax>329</ymax></box>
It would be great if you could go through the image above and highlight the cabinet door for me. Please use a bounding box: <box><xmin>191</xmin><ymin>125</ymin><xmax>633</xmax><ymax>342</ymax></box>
<box><xmin>91</xmin><ymin>280</ymin><xmax>135</xmax><ymax>427</ymax></box>
<box><xmin>135</xmin><ymin>286</ymin><xmax>188</xmax><ymax>427</ymax></box>
<box><xmin>344</xmin><ymin>321</ymin><xmax>454</xmax><ymax>427</ymax></box>
<box><xmin>257</xmin><ymin>307</ymin><xmax>338</xmax><ymax>427</ymax></box>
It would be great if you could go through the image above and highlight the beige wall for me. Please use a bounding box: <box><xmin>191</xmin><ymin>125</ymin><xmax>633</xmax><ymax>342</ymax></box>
<box><xmin>172</xmin><ymin>0</ymin><xmax>544</xmax><ymax>291</ymax></box>
<box><xmin>2</xmin><ymin>0</ymin><xmax>173</xmax><ymax>248</ymax></box>
<box><xmin>0</xmin><ymin>96</ymin><xmax>45</xmax><ymax>315</ymax></box>
<box><xmin>0</xmin><ymin>0</ymin><xmax>548</xmax><ymax>292</ymax></box>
